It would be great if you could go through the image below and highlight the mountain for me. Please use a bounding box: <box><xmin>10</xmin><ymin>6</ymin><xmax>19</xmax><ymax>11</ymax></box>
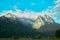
<box><xmin>33</xmin><ymin>14</ymin><xmax>60</xmax><ymax>36</ymax></box>
<box><xmin>0</xmin><ymin>13</ymin><xmax>41</xmax><ymax>37</ymax></box>
<box><xmin>0</xmin><ymin>13</ymin><xmax>33</xmax><ymax>27</ymax></box>
<box><xmin>0</xmin><ymin>13</ymin><xmax>60</xmax><ymax>37</ymax></box>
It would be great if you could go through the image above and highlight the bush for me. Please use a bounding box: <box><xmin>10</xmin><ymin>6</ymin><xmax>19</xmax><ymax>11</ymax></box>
<box><xmin>55</xmin><ymin>30</ymin><xmax>60</xmax><ymax>38</ymax></box>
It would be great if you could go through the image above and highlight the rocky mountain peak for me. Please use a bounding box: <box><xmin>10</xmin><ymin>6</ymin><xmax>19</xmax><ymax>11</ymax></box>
<box><xmin>33</xmin><ymin>14</ymin><xmax>55</xmax><ymax>29</ymax></box>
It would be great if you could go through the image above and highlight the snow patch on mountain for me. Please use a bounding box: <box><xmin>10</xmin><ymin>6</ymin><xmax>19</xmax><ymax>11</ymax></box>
<box><xmin>33</xmin><ymin>14</ymin><xmax>55</xmax><ymax>29</ymax></box>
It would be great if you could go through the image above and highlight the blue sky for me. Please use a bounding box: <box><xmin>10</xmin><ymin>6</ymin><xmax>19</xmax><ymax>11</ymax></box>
<box><xmin>0</xmin><ymin>0</ymin><xmax>55</xmax><ymax>12</ymax></box>
<box><xmin>0</xmin><ymin>0</ymin><xmax>60</xmax><ymax>24</ymax></box>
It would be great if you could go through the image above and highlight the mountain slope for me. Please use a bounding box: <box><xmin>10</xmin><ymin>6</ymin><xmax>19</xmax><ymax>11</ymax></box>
<box><xmin>0</xmin><ymin>13</ymin><xmax>41</xmax><ymax>37</ymax></box>
<box><xmin>33</xmin><ymin>14</ymin><xmax>60</xmax><ymax>36</ymax></box>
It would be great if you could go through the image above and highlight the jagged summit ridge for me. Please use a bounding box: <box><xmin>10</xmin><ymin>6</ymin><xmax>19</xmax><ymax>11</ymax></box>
<box><xmin>0</xmin><ymin>13</ymin><xmax>15</xmax><ymax>17</ymax></box>
<box><xmin>33</xmin><ymin>14</ymin><xmax>55</xmax><ymax>29</ymax></box>
<box><xmin>38</xmin><ymin>14</ymin><xmax>55</xmax><ymax>23</ymax></box>
<box><xmin>0</xmin><ymin>13</ymin><xmax>17</xmax><ymax>20</ymax></box>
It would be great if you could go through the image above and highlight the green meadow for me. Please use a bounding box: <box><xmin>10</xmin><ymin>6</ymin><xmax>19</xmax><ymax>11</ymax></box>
<box><xmin>0</xmin><ymin>38</ymin><xmax>60</xmax><ymax>40</ymax></box>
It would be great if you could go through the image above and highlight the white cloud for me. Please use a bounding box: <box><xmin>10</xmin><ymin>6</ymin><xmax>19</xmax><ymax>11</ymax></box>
<box><xmin>31</xmin><ymin>3</ymin><xmax>35</xmax><ymax>6</ymax></box>
<box><xmin>47</xmin><ymin>0</ymin><xmax>60</xmax><ymax>23</ymax></box>
<box><xmin>15</xmin><ymin>10</ymin><xmax>41</xmax><ymax>20</ymax></box>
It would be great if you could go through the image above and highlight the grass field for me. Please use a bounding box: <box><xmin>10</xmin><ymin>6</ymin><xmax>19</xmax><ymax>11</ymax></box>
<box><xmin>0</xmin><ymin>38</ymin><xmax>60</xmax><ymax>40</ymax></box>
